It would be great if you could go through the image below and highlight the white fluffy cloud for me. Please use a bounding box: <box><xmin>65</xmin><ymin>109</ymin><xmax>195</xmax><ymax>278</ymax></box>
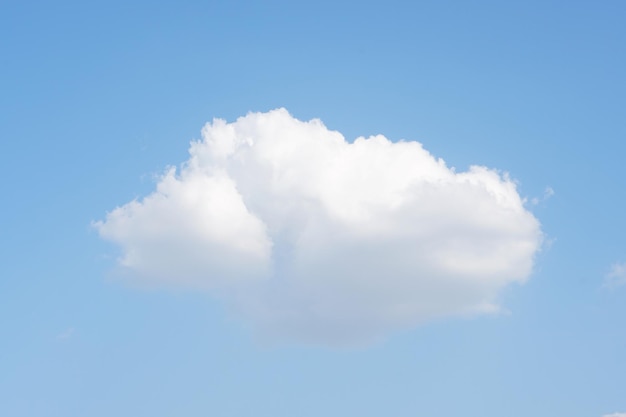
<box><xmin>95</xmin><ymin>108</ymin><xmax>543</xmax><ymax>344</ymax></box>
<box><xmin>604</xmin><ymin>413</ymin><xmax>626</xmax><ymax>417</ymax></box>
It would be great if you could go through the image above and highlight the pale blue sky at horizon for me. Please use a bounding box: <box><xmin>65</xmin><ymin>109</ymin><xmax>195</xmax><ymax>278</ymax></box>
<box><xmin>1</xmin><ymin>1</ymin><xmax>626</xmax><ymax>416</ymax></box>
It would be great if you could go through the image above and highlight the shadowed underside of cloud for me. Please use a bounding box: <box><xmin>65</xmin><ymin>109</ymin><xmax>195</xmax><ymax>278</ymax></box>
<box><xmin>95</xmin><ymin>108</ymin><xmax>543</xmax><ymax>345</ymax></box>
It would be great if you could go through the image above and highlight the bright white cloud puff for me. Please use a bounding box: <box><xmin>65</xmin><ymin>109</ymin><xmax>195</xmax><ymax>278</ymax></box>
<box><xmin>96</xmin><ymin>108</ymin><xmax>543</xmax><ymax>344</ymax></box>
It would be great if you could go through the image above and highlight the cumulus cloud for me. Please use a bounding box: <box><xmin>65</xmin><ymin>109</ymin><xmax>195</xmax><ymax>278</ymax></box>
<box><xmin>605</xmin><ymin>263</ymin><xmax>626</xmax><ymax>289</ymax></box>
<box><xmin>95</xmin><ymin>108</ymin><xmax>543</xmax><ymax>344</ymax></box>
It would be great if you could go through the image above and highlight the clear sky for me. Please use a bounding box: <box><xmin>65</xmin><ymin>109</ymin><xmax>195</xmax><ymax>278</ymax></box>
<box><xmin>1</xmin><ymin>1</ymin><xmax>625</xmax><ymax>416</ymax></box>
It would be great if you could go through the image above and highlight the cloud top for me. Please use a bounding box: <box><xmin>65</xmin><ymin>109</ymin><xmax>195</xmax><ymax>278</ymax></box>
<box><xmin>96</xmin><ymin>108</ymin><xmax>543</xmax><ymax>344</ymax></box>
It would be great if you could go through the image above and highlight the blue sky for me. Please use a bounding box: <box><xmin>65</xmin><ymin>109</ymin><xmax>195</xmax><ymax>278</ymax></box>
<box><xmin>1</xmin><ymin>1</ymin><xmax>625</xmax><ymax>416</ymax></box>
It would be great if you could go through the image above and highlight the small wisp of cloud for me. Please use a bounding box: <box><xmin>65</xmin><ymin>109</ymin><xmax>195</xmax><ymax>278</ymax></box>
<box><xmin>604</xmin><ymin>262</ymin><xmax>626</xmax><ymax>289</ymax></box>
<box><xmin>530</xmin><ymin>186</ymin><xmax>554</xmax><ymax>206</ymax></box>
<box><xmin>56</xmin><ymin>327</ymin><xmax>75</xmax><ymax>341</ymax></box>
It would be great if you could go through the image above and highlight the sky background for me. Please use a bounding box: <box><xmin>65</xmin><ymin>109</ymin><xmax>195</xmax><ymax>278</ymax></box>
<box><xmin>1</xmin><ymin>1</ymin><xmax>625</xmax><ymax>416</ymax></box>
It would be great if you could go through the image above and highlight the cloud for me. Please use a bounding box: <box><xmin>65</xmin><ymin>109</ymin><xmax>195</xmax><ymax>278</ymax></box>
<box><xmin>605</xmin><ymin>263</ymin><xmax>626</xmax><ymax>289</ymax></box>
<box><xmin>95</xmin><ymin>108</ymin><xmax>543</xmax><ymax>345</ymax></box>
<box><xmin>530</xmin><ymin>186</ymin><xmax>554</xmax><ymax>206</ymax></box>
<box><xmin>603</xmin><ymin>413</ymin><xmax>626</xmax><ymax>417</ymax></box>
